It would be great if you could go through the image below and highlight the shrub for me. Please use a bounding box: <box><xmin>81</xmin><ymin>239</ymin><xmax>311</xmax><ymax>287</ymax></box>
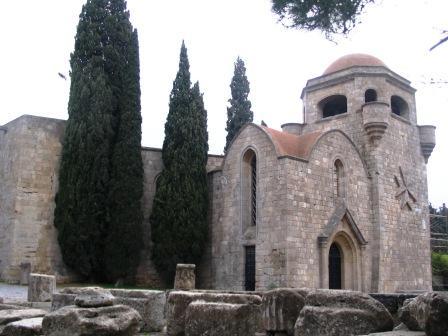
<box><xmin>431</xmin><ymin>252</ymin><xmax>448</xmax><ymax>277</ymax></box>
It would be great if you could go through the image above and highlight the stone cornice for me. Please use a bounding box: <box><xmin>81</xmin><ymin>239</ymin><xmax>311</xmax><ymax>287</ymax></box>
<box><xmin>301</xmin><ymin>66</ymin><xmax>416</xmax><ymax>98</ymax></box>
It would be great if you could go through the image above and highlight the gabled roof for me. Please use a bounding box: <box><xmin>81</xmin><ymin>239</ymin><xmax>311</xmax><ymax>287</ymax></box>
<box><xmin>318</xmin><ymin>201</ymin><xmax>368</xmax><ymax>246</ymax></box>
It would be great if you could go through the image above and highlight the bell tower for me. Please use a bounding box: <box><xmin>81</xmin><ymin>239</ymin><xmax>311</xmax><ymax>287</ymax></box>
<box><xmin>299</xmin><ymin>54</ymin><xmax>435</xmax><ymax>292</ymax></box>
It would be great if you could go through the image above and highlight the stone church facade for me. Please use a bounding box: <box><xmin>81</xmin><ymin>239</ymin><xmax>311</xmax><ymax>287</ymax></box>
<box><xmin>0</xmin><ymin>54</ymin><xmax>436</xmax><ymax>293</ymax></box>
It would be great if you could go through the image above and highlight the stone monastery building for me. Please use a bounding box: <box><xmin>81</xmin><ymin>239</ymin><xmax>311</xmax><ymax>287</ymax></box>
<box><xmin>0</xmin><ymin>54</ymin><xmax>436</xmax><ymax>293</ymax></box>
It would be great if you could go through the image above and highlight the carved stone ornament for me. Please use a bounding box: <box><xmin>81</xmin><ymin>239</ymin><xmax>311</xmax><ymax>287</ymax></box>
<box><xmin>394</xmin><ymin>166</ymin><xmax>416</xmax><ymax>210</ymax></box>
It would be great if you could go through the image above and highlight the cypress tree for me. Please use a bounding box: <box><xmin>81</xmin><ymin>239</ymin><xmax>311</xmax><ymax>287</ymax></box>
<box><xmin>54</xmin><ymin>0</ymin><xmax>143</xmax><ymax>282</ymax></box>
<box><xmin>224</xmin><ymin>57</ymin><xmax>253</xmax><ymax>153</ymax></box>
<box><xmin>104</xmin><ymin>28</ymin><xmax>143</xmax><ymax>282</ymax></box>
<box><xmin>150</xmin><ymin>42</ymin><xmax>209</xmax><ymax>285</ymax></box>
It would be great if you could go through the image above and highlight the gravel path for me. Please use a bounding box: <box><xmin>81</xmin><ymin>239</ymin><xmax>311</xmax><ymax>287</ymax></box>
<box><xmin>0</xmin><ymin>283</ymin><xmax>28</xmax><ymax>302</ymax></box>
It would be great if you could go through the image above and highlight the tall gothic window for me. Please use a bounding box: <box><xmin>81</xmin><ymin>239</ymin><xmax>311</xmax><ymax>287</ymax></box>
<box><xmin>250</xmin><ymin>155</ymin><xmax>257</xmax><ymax>226</ymax></box>
<box><xmin>242</xmin><ymin>149</ymin><xmax>257</xmax><ymax>230</ymax></box>
<box><xmin>334</xmin><ymin>159</ymin><xmax>345</xmax><ymax>198</ymax></box>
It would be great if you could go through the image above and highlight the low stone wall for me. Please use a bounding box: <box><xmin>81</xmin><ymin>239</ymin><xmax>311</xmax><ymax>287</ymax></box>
<box><xmin>43</xmin><ymin>287</ymin><xmax>447</xmax><ymax>336</ymax></box>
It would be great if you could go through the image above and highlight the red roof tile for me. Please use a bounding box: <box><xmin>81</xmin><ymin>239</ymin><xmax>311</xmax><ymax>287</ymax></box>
<box><xmin>261</xmin><ymin>126</ymin><xmax>322</xmax><ymax>160</ymax></box>
<box><xmin>323</xmin><ymin>53</ymin><xmax>387</xmax><ymax>75</ymax></box>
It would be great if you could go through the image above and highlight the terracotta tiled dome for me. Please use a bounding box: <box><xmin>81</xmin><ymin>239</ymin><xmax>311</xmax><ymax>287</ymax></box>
<box><xmin>323</xmin><ymin>53</ymin><xmax>387</xmax><ymax>75</ymax></box>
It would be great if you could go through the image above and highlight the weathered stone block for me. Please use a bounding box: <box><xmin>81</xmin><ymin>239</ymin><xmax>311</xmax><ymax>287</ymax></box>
<box><xmin>295</xmin><ymin>306</ymin><xmax>384</xmax><ymax>336</ymax></box>
<box><xmin>0</xmin><ymin>309</ymin><xmax>47</xmax><ymax>326</ymax></box>
<box><xmin>59</xmin><ymin>286</ymin><xmax>108</xmax><ymax>295</ymax></box>
<box><xmin>262</xmin><ymin>288</ymin><xmax>307</xmax><ymax>336</ymax></box>
<box><xmin>74</xmin><ymin>290</ymin><xmax>114</xmax><ymax>308</ymax></box>
<box><xmin>42</xmin><ymin>304</ymin><xmax>142</xmax><ymax>336</ymax></box>
<box><xmin>0</xmin><ymin>304</ymin><xmax>25</xmax><ymax>311</ymax></box>
<box><xmin>51</xmin><ymin>293</ymin><xmax>76</xmax><ymax>311</ymax></box>
<box><xmin>369</xmin><ymin>294</ymin><xmax>417</xmax><ymax>315</ymax></box>
<box><xmin>109</xmin><ymin>288</ymin><xmax>164</xmax><ymax>299</ymax></box>
<box><xmin>358</xmin><ymin>328</ymin><xmax>425</xmax><ymax>335</ymax></box>
<box><xmin>166</xmin><ymin>290</ymin><xmax>261</xmax><ymax>336</ymax></box>
<box><xmin>294</xmin><ymin>290</ymin><xmax>393</xmax><ymax>336</ymax></box>
<box><xmin>27</xmin><ymin>273</ymin><xmax>55</xmax><ymax>302</ymax></box>
<box><xmin>53</xmin><ymin>287</ymin><xmax>166</xmax><ymax>332</ymax></box>
<box><xmin>111</xmin><ymin>289</ymin><xmax>166</xmax><ymax>332</ymax></box>
<box><xmin>1</xmin><ymin>317</ymin><xmax>43</xmax><ymax>336</ymax></box>
<box><xmin>174</xmin><ymin>264</ymin><xmax>195</xmax><ymax>290</ymax></box>
<box><xmin>398</xmin><ymin>292</ymin><xmax>448</xmax><ymax>336</ymax></box>
<box><xmin>185</xmin><ymin>301</ymin><xmax>260</xmax><ymax>336</ymax></box>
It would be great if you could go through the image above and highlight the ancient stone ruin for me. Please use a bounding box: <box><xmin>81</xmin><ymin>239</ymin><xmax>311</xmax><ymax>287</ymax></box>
<box><xmin>1</xmin><ymin>283</ymin><xmax>447</xmax><ymax>335</ymax></box>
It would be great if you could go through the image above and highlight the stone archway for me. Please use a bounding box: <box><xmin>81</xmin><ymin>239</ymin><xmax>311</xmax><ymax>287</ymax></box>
<box><xmin>329</xmin><ymin>231</ymin><xmax>359</xmax><ymax>290</ymax></box>
<box><xmin>321</xmin><ymin>229</ymin><xmax>362</xmax><ymax>291</ymax></box>
<box><xmin>318</xmin><ymin>204</ymin><xmax>367</xmax><ymax>291</ymax></box>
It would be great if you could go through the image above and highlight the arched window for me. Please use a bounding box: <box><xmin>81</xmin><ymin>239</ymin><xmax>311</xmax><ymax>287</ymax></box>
<box><xmin>250</xmin><ymin>155</ymin><xmax>257</xmax><ymax>226</ymax></box>
<box><xmin>153</xmin><ymin>173</ymin><xmax>162</xmax><ymax>193</ymax></box>
<box><xmin>318</xmin><ymin>95</ymin><xmax>347</xmax><ymax>118</ymax></box>
<box><xmin>391</xmin><ymin>95</ymin><xmax>409</xmax><ymax>119</ymax></box>
<box><xmin>364</xmin><ymin>89</ymin><xmax>377</xmax><ymax>103</ymax></box>
<box><xmin>334</xmin><ymin>159</ymin><xmax>345</xmax><ymax>198</ymax></box>
<box><xmin>154</xmin><ymin>173</ymin><xmax>161</xmax><ymax>186</ymax></box>
<box><xmin>329</xmin><ymin>243</ymin><xmax>342</xmax><ymax>289</ymax></box>
<box><xmin>242</xmin><ymin>149</ymin><xmax>257</xmax><ymax>229</ymax></box>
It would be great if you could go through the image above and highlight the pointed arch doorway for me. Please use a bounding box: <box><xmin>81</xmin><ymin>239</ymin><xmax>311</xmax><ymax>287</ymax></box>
<box><xmin>318</xmin><ymin>205</ymin><xmax>367</xmax><ymax>291</ymax></box>
<box><xmin>329</xmin><ymin>243</ymin><xmax>342</xmax><ymax>289</ymax></box>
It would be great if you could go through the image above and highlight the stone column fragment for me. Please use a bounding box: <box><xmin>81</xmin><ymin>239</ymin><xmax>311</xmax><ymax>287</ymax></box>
<box><xmin>174</xmin><ymin>264</ymin><xmax>196</xmax><ymax>290</ymax></box>
<box><xmin>27</xmin><ymin>273</ymin><xmax>56</xmax><ymax>302</ymax></box>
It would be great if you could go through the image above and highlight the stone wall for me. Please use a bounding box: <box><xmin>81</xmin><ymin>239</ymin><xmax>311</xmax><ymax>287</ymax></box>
<box><xmin>285</xmin><ymin>130</ymin><xmax>372</xmax><ymax>290</ymax></box>
<box><xmin>372</xmin><ymin>115</ymin><xmax>431</xmax><ymax>292</ymax></box>
<box><xmin>0</xmin><ymin>115</ymin><xmax>223</xmax><ymax>286</ymax></box>
<box><xmin>204</xmin><ymin>125</ymin><xmax>300</xmax><ymax>290</ymax></box>
<box><xmin>0</xmin><ymin>115</ymin><xmax>69</xmax><ymax>282</ymax></box>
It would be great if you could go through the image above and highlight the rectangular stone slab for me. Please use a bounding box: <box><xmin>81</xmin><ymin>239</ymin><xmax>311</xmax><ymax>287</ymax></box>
<box><xmin>167</xmin><ymin>290</ymin><xmax>262</xmax><ymax>336</ymax></box>
<box><xmin>1</xmin><ymin>317</ymin><xmax>43</xmax><ymax>336</ymax></box>
<box><xmin>185</xmin><ymin>301</ymin><xmax>260</xmax><ymax>336</ymax></box>
<box><xmin>0</xmin><ymin>309</ymin><xmax>47</xmax><ymax>325</ymax></box>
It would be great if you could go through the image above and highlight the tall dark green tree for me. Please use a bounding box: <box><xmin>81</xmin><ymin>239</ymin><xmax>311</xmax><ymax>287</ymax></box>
<box><xmin>150</xmin><ymin>42</ymin><xmax>209</xmax><ymax>285</ymax></box>
<box><xmin>224</xmin><ymin>57</ymin><xmax>253</xmax><ymax>153</ymax></box>
<box><xmin>54</xmin><ymin>0</ymin><xmax>143</xmax><ymax>282</ymax></box>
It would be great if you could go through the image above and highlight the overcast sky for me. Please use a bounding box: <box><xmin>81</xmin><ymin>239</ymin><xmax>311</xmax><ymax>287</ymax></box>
<box><xmin>0</xmin><ymin>0</ymin><xmax>446</xmax><ymax>205</ymax></box>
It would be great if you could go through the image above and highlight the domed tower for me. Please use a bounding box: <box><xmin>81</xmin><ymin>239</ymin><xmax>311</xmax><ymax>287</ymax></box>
<box><xmin>297</xmin><ymin>54</ymin><xmax>435</xmax><ymax>292</ymax></box>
